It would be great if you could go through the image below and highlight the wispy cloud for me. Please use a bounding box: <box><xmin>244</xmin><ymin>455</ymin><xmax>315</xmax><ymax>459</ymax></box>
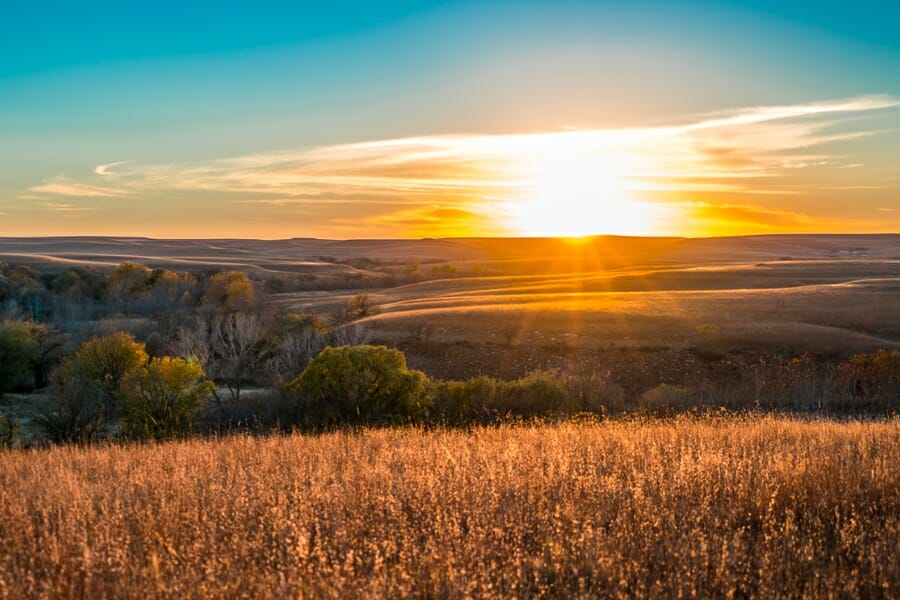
<box><xmin>682</xmin><ymin>94</ymin><xmax>898</xmax><ymax>130</ymax></box>
<box><xmin>19</xmin><ymin>94</ymin><xmax>899</xmax><ymax>235</ymax></box>
<box><xmin>683</xmin><ymin>202</ymin><xmax>814</xmax><ymax>230</ymax></box>
<box><xmin>94</xmin><ymin>161</ymin><xmax>130</xmax><ymax>176</ymax></box>
<box><xmin>41</xmin><ymin>202</ymin><xmax>95</xmax><ymax>213</ymax></box>
<box><xmin>27</xmin><ymin>177</ymin><xmax>132</xmax><ymax>198</ymax></box>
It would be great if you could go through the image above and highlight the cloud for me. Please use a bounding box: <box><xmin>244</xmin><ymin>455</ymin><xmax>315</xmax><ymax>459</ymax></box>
<box><xmin>683</xmin><ymin>202</ymin><xmax>814</xmax><ymax>229</ymax></box>
<box><xmin>94</xmin><ymin>161</ymin><xmax>130</xmax><ymax>176</ymax></box>
<box><xmin>19</xmin><ymin>94</ymin><xmax>899</xmax><ymax>236</ymax></box>
<box><xmin>41</xmin><ymin>202</ymin><xmax>95</xmax><ymax>213</ymax></box>
<box><xmin>28</xmin><ymin>177</ymin><xmax>131</xmax><ymax>198</ymax></box>
<box><xmin>349</xmin><ymin>205</ymin><xmax>505</xmax><ymax>237</ymax></box>
<box><xmin>75</xmin><ymin>94</ymin><xmax>899</xmax><ymax>199</ymax></box>
<box><xmin>682</xmin><ymin>94</ymin><xmax>899</xmax><ymax>131</ymax></box>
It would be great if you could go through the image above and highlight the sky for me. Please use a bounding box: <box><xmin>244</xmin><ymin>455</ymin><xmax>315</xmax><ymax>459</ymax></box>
<box><xmin>1</xmin><ymin>0</ymin><xmax>898</xmax><ymax>239</ymax></box>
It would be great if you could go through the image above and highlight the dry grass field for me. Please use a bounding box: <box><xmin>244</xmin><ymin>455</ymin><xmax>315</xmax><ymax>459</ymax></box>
<box><xmin>1</xmin><ymin>417</ymin><xmax>898</xmax><ymax>598</ymax></box>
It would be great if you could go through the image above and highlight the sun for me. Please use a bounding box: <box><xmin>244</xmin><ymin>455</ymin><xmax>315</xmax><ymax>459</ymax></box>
<box><xmin>504</xmin><ymin>145</ymin><xmax>654</xmax><ymax>237</ymax></box>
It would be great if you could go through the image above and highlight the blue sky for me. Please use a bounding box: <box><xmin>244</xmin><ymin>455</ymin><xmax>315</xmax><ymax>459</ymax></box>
<box><xmin>1</xmin><ymin>1</ymin><xmax>898</xmax><ymax>237</ymax></box>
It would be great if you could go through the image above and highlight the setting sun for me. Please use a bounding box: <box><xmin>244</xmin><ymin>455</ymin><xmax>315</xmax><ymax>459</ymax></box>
<box><xmin>505</xmin><ymin>147</ymin><xmax>652</xmax><ymax>236</ymax></box>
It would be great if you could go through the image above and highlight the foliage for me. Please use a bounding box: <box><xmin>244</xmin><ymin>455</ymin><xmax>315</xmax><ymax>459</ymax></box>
<box><xmin>639</xmin><ymin>383</ymin><xmax>692</xmax><ymax>415</ymax></box>
<box><xmin>106</xmin><ymin>262</ymin><xmax>152</xmax><ymax>315</ymax></box>
<box><xmin>122</xmin><ymin>357</ymin><xmax>215</xmax><ymax>440</ymax></box>
<box><xmin>33</xmin><ymin>361</ymin><xmax>107</xmax><ymax>444</ymax></box>
<box><xmin>834</xmin><ymin>349</ymin><xmax>900</xmax><ymax>411</ymax></box>
<box><xmin>65</xmin><ymin>332</ymin><xmax>150</xmax><ymax>415</ymax></box>
<box><xmin>291</xmin><ymin>345</ymin><xmax>430</xmax><ymax>425</ymax></box>
<box><xmin>267</xmin><ymin>313</ymin><xmax>328</xmax><ymax>385</ymax></box>
<box><xmin>0</xmin><ymin>320</ymin><xmax>42</xmax><ymax>394</ymax></box>
<box><xmin>561</xmin><ymin>371</ymin><xmax>626</xmax><ymax>414</ymax></box>
<box><xmin>331</xmin><ymin>293</ymin><xmax>379</xmax><ymax>325</ymax></box>
<box><xmin>431</xmin><ymin>376</ymin><xmax>498</xmax><ymax>425</ymax></box>
<box><xmin>202</xmin><ymin>271</ymin><xmax>256</xmax><ymax>312</ymax></box>
<box><xmin>491</xmin><ymin>370</ymin><xmax>576</xmax><ymax>418</ymax></box>
<box><xmin>432</xmin><ymin>371</ymin><xmax>627</xmax><ymax>425</ymax></box>
<box><xmin>37</xmin><ymin>333</ymin><xmax>149</xmax><ymax>443</ymax></box>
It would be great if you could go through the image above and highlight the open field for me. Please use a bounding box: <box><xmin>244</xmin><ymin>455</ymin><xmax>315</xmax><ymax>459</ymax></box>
<box><xmin>0</xmin><ymin>418</ymin><xmax>897</xmax><ymax>598</ymax></box>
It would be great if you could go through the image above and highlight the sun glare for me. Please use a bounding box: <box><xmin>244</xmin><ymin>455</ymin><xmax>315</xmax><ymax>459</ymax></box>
<box><xmin>505</xmin><ymin>147</ymin><xmax>653</xmax><ymax>237</ymax></box>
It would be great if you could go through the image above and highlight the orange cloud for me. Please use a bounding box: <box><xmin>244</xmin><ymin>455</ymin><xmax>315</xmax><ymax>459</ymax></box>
<box><xmin>16</xmin><ymin>94</ymin><xmax>899</xmax><ymax>237</ymax></box>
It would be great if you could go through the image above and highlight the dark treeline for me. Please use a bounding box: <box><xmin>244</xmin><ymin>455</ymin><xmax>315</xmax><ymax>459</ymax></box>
<box><xmin>0</xmin><ymin>258</ymin><xmax>472</xmax><ymax>323</ymax></box>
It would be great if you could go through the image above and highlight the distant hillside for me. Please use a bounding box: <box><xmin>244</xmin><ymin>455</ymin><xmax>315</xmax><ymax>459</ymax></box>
<box><xmin>0</xmin><ymin>234</ymin><xmax>896</xmax><ymax>276</ymax></box>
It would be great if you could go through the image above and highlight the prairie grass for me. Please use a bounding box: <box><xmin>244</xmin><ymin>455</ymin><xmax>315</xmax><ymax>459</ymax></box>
<box><xmin>0</xmin><ymin>417</ymin><xmax>898</xmax><ymax>598</ymax></box>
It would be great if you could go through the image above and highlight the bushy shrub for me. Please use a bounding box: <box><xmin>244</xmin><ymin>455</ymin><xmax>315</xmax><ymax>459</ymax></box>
<box><xmin>34</xmin><ymin>366</ymin><xmax>106</xmax><ymax>444</ymax></box>
<box><xmin>37</xmin><ymin>333</ymin><xmax>148</xmax><ymax>443</ymax></box>
<box><xmin>490</xmin><ymin>370</ymin><xmax>575</xmax><ymax>419</ymax></box>
<box><xmin>431</xmin><ymin>371</ymin><xmax>625</xmax><ymax>425</ymax></box>
<box><xmin>834</xmin><ymin>349</ymin><xmax>900</xmax><ymax>413</ymax></box>
<box><xmin>562</xmin><ymin>372</ymin><xmax>626</xmax><ymax>415</ymax></box>
<box><xmin>639</xmin><ymin>384</ymin><xmax>692</xmax><ymax>415</ymax></box>
<box><xmin>0</xmin><ymin>320</ymin><xmax>42</xmax><ymax>394</ymax></box>
<box><xmin>432</xmin><ymin>376</ymin><xmax>498</xmax><ymax>426</ymax></box>
<box><xmin>202</xmin><ymin>271</ymin><xmax>256</xmax><ymax>312</ymax></box>
<box><xmin>122</xmin><ymin>357</ymin><xmax>215</xmax><ymax>440</ymax></box>
<box><xmin>290</xmin><ymin>345</ymin><xmax>430</xmax><ymax>426</ymax></box>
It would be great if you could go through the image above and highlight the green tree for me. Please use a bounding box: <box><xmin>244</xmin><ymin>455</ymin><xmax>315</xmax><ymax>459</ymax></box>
<box><xmin>71</xmin><ymin>333</ymin><xmax>149</xmax><ymax>413</ymax></box>
<box><xmin>0</xmin><ymin>320</ymin><xmax>42</xmax><ymax>395</ymax></box>
<box><xmin>34</xmin><ymin>360</ymin><xmax>106</xmax><ymax>444</ymax></box>
<box><xmin>202</xmin><ymin>271</ymin><xmax>256</xmax><ymax>312</ymax></box>
<box><xmin>122</xmin><ymin>357</ymin><xmax>215</xmax><ymax>440</ymax></box>
<box><xmin>290</xmin><ymin>345</ymin><xmax>430</xmax><ymax>426</ymax></box>
<box><xmin>37</xmin><ymin>333</ymin><xmax>149</xmax><ymax>443</ymax></box>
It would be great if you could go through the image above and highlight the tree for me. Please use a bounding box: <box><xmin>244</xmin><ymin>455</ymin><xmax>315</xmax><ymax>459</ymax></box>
<box><xmin>106</xmin><ymin>262</ymin><xmax>152</xmax><ymax>315</ymax></box>
<box><xmin>58</xmin><ymin>332</ymin><xmax>148</xmax><ymax>417</ymax></box>
<box><xmin>836</xmin><ymin>349</ymin><xmax>900</xmax><ymax>410</ymax></box>
<box><xmin>331</xmin><ymin>293</ymin><xmax>379</xmax><ymax>325</ymax></box>
<box><xmin>267</xmin><ymin>313</ymin><xmax>328</xmax><ymax>385</ymax></box>
<box><xmin>48</xmin><ymin>267</ymin><xmax>105</xmax><ymax>322</ymax></box>
<box><xmin>0</xmin><ymin>320</ymin><xmax>42</xmax><ymax>395</ymax></box>
<box><xmin>145</xmin><ymin>269</ymin><xmax>197</xmax><ymax>314</ymax></box>
<box><xmin>209</xmin><ymin>312</ymin><xmax>270</xmax><ymax>401</ymax></box>
<box><xmin>290</xmin><ymin>345</ymin><xmax>430</xmax><ymax>425</ymax></box>
<box><xmin>122</xmin><ymin>357</ymin><xmax>215</xmax><ymax>440</ymax></box>
<box><xmin>35</xmin><ymin>361</ymin><xmax>107</xmax><ymax>443</ymax></box>
<box><xmin>4</xmin><ymin>267</ymin><xmax>50</xmax><ymax>320</ymax></box>
<box><xmin>37</xmin><ymin>333</ymin><xmax>149</xmax><ymax>443</ymax></box>
<box><xmin>202</xmin><ymin>271</ymin><xmax>256</xmax><ymax>312</ymax></box>
<box><xmin>174</xmin><ymin>312</ymin><xmax>271</xmax><ymax>402</ymax></box>
<box><xmin>173</xmin><ymin>318</ymin><xmax>213</xmax><ymax>370</ymax></box>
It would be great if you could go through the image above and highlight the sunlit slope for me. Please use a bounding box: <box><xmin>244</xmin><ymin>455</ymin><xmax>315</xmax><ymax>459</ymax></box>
<box><xmin>329</xmin><ymin>260</ymin><xmax>900</xmax><ymax>355</ymax></box>
<box><xmin>0</xmin><ymin>234</ymin><xmax>896</xmax><ymax>274</ymax></box>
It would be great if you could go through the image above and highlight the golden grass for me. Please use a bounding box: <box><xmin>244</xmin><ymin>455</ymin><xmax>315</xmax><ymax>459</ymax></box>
<box><xmin>1</xmin><ymin>418</ymin><xmax>898</xmax><ymax>598</ymax></box>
